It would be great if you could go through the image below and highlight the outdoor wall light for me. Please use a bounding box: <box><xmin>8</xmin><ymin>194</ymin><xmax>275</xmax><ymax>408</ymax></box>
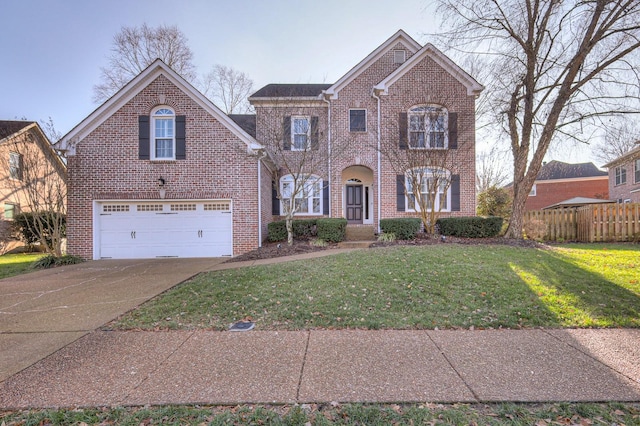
<box><xmin>157</xmin><ymin>177</ymin><xmax>166</xmax><ymax>187</ymax></box>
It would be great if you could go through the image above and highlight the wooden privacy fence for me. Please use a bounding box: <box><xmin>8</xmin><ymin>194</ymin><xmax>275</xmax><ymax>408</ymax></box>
<box><xmin>523</xmin><ymin>204</ymin><xmax>640</xmax><ymax>242</ymax></box>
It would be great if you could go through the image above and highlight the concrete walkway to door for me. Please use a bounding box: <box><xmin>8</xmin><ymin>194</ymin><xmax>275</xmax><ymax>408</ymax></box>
<box><xmin>0</xmin><ymin>258</ymin><xmax>227</xmax><ymax>381</ymax></box>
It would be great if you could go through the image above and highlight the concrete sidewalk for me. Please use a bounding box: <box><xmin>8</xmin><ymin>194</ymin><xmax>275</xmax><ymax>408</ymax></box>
<box><xmin>0</xmin><ymin>328</ymin><xmax>639</xmax><ymax>408</ymax></box>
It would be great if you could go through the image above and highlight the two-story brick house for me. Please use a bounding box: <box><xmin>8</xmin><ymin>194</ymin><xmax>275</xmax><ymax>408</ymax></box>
<box><xmin>604</xmin><ymin>145</ymin><xmax>640</xmax><ymax>203</ymax></box>
<box><xmin>251</xmin><ymin>30</ymin><xmax>482</xmax><ymax>229</ymax></box>
<box><xmin>58</xmin><ymin>30</ymin><xmax>482</xmax><ymax>259</ymax></box>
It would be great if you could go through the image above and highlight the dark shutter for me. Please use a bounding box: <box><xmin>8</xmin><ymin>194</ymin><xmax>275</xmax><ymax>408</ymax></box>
<box><xmin>448</xmin><ymin>112</ymin><xmax>458</xmax><ymax>149</ymax></box>
<box><xmin>323</xmin><ymin>181</ymin><xmax>329</xmax><ymax>215</ymax></box>
<box><xmin>396</xmin><ymin>175</ymin><xmax>405</xmax><ymax>211</ymax></box>
<box><xmin>272</xmin><ymin>186</ymin><xmax>280</xmax><ymax>215</ymax></box>
<box><xmin>175</xmin><ymin>115</ymin><xmax>186</xmax><ymax>160</ymax></box>
<box><xmin>138</xmin><ymin>115</ymin><xmax>150</xmax><ymax>160</ymax></box>
<box><xmin>399</xmin><ymin>112</ymin><xmax>408</xmax><ymax>149</ymax></box>
<box><xmin>311</xmin><ymin>116</ymin><xmax>319</xmax><ymax>150</ymax></box>
<box><xmin>283</xmin><ymin>116</ymin><xmax>291</xmax><ymax>150</ymax></box>
<box><xmin>450</xmin><ymin>174</ymin><xmax>460</xmax><ymax>212</ymax></box>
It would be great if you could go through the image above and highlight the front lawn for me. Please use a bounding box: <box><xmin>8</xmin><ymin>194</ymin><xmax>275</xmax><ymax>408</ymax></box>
<box><xmin>110</xmin><ymin>243</ymin><xmax>640</xmax><ymax>330</ymax></box>
<box><xmin>0</xmin><ymin>253</ymin><xmax>45</xmax><ymax>280</ymax></box>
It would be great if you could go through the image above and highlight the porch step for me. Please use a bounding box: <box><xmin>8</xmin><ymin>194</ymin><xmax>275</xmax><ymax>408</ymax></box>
<box><xmin>338</xmin><ymin>241</ymin><xmax>375</xmax><ymax>249</ymax></box>
<box><xmin>345</xmin><ymin>225</ymin><xmax>376</xmax><ymax>241</ymax></box>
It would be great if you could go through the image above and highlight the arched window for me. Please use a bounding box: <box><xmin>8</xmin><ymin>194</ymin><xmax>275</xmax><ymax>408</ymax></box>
<box><xmin>280</xmin><ymin>174</ymin><xmax>323</xmax><ymax>215</ymax></box>
<box><xmin>151</xmin><ymin>107</ymin><xmax>175</xmax><ymax>160</ymax></box>
<box><xmin>405</xmin><ymin>167</ymin><xmax>451</xmax><ymax>212</ymax></box>
<box><xmin>408</xmin><ymin>105</ymin><xmax>448</xmax><ymax>149</ymax></box>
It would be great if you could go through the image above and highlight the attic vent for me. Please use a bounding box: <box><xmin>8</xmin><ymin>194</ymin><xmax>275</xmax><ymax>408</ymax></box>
<box><xmin>393</xmin><ymin>50</ymin><xmax>406</xmax><ymax>64</ymax></box>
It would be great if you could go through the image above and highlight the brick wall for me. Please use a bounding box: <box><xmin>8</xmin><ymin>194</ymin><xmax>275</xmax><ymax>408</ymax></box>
<box><xmin>525</xmin><ymin>177</ymin><xmax>609</xmax><ymax>210</ymax></box>
<box><xmin>67</xmin><ymin>75</ymin><xmax>263</xmax><ymax>259</ymax></box>
<box><xmin>608</xmin><ymin>161</ymin><xmax>640</xmax><ymax>203</ymax></box>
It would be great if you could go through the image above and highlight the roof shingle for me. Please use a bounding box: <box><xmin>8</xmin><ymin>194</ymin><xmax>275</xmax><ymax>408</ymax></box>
<box><xmin>536</xmin><ymin>160</ymin><xmax>607</xmax><ymax>180</ymax></box>
<box><xmin>0</xmin><ymin>120</ymin><xmax>34</xmax><ymax>140</ymax></box>
<box><xmin>250</xmin><ymin>84</ymin><xmax>332</xmax><ymax>98</ymax></box>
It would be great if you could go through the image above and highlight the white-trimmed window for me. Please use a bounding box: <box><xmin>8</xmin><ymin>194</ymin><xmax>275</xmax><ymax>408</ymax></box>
<box><xmin>349</xmin><ymin>109</ymin><xmax>366</xmax><ymax>132</ymax></box>
<box><xmin>291</xmin><ymin>116</ymin><xmax>310</xmax><ymax>151</ymax></box>
<box><xmin>393</xmin><ymin>49</ymin><xmax>406</xmax><ymax>64</ymax></box>
<box><xmin>405</xmin><ymin>168</ymin><xmax>451</xmax><ymax>212</ymax></box>
<box><xmin>529</xmin><ymin>184</ymin><xmax>537</xmax><ymax>196</ymax></box>
<box><xmin>152</xmin><ymin>107</ymin><xmax>175</xmax><ymax>160</ymax></box>
<box><xmin>408</xmin><ymin>106</ymin><xmax>447</xmax><ymax>149</ymax></box>
<box><xmin>3</xmin><ymin>203</ymin><xmax>18</xmax><ymax>220</ymax></box>
<box><xmin>634</xmin><ymin>159</ymin><xmax>640</xmax><ymax>184</ymax></box>
<box><xmin>615</xmin><ymin>166</ymin><xmax>627</xmax><ymax>186</ymax></box>
<box><xmin>280</xmin><ymin>174</ymin><xmax>322</xmax><ymax>215</ymax></box>
<box><xmin>9</xmin><ymin>152</ymin><xmax>22</xmax><ymax>180</ymax></box>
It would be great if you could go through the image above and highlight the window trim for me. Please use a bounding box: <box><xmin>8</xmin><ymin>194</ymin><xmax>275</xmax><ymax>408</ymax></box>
<box><xmin>3</xmin><ymin>202</ymin><xmax>18</xmax><ymax>220</ymax></box>
<box><xmin>9</xmin><ymin>152</ymin><xmax>22</xmax><ymax>180</ymax></box>
<box><xmin>290</xmin><ymin>116</ymin><xmax>311</xmax><ymax>151</ymax></box>
<box><xmin>529</xmin><ymin>184</ymin><xmax>537</xmax><ymax>197</ymax></box>
<box><xmin>280</xmin><ymin>174</ymin><xmax>323</xmax><ymax>216</ymax></box>
<box><xmin>151</xmin><ymin>106</ymin><xmax>176</xmax><ymax>160</ymax></box>
<box><xmin>349</xmin><ymin>109</ymin><xmax>366</xmax><ymax>132</ymax></box>
<box><xmin>408</xmin><ymin>105</ymin><xmax>448</xmax><ymax>149</ymax></box>
<box><xmin>634</xmin><ymin>159</ymin><xmax>640</xmax><ymax>184</ymax></box>
<box><xmin>405</xmin><ymin>168</ymin><xmax>451</xmax><ymax>213</ymax></box>
<box><xmin>393</xmin><ymin>49</ymin><xmax>406</xmax><ymax>64</ymax></box>
<box><xmin>615</xmin><ymin>165</ymin><xmax>627</xmax><ymax>186</ymax></box>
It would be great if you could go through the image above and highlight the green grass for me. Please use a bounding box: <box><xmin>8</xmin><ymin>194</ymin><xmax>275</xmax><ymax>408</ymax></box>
<box><xmin>0</xmin><ymin>253</ymin><xmax>46</xmax><ymax>279</ymax></box>
<box><xmin>1</xmin><ymin>402</ymin><xmax>638</xmax><ymax>425</ymax></box>
<box><xmin>110</xmin><ymin>243</ymin><xmax>640</xmax><ymax>331</ymax></box>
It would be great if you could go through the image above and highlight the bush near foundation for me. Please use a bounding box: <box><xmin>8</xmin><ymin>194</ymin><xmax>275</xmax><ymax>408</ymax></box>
<box><xmin>380</xmin><ymin>218</ymin><xmax>422</xmax><ymax>240</ymax></box>
<box><xmin>317</xmin><ymin>218</ymin><xmax>347</xmax><ymax>242</ymax></box>
<box><xmin>436</xmin><ymin>216</ymin><xmax>503</xmax><ymax>238</ymax></box>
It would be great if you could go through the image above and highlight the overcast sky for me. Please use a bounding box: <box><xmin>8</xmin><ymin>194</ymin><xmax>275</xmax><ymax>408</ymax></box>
<box><xmin>1</xmin><ymin>0</ymin><xmax>595</xmax><ymax>164</ymax></box>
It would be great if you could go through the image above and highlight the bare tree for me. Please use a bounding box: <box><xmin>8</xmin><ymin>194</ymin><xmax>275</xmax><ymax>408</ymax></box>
<box><xmin>476</xmin><ymin>145</ymin><xmax>511</xmax><ymax>193</ymax></box>
<box><xmin>252</xmin><ymin>98</ymin><xmax>349</xmax><ymax>245</ymax></box>
<box><xmin>93</xmin><ymin>24</ymin><xmax>196</xmax><ymax>103</ymax></box>
<box><xmin>591</xmin><ymin>119</ymin><xmax>640</xmax><ymax>165</ymax></box>
<box><xmin>2</xmin><ymin>123</ymin><xmax>67</xmax><ymax>256</ymax></box>
<box><xmin>201</xmin><ymin>65</ymin><xmax>254</xmax><ymax>114</ymax></box>
<box><xmin>435</xmin><ymin>0</ymin><xmax>640</xmax><ymax>238</ymax></box>
<box><xmin>380</xmin><ymin>106</ymin><xmax>473</xmax><ymax>234</ymax></box>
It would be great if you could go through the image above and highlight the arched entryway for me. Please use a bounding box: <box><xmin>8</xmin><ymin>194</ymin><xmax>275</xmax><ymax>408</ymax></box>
<box><xmin>341</xmin><ymin>166</ymin><xmax>374</xmax><ymax>224</ymax></box>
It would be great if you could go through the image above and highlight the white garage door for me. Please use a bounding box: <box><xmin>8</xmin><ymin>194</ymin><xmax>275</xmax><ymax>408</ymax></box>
<box><xmin>96</xmin><ymin>201</ymin><xmax>232</xmax><ymax>259</ymax></box>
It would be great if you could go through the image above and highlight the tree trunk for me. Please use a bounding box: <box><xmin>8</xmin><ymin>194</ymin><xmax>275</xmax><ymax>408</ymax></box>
<box><xmin>286</xmin><ymin>215</ymin><xmax>294</xmax><ymax>246</ymax></box>
<box><xmin>504</xmin><ymin>189</ymin><xmax>526</xmax><ymax>239</ymax></box>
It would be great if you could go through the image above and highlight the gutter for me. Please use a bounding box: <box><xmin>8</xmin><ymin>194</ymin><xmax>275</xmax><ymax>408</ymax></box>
<box><xmin>372</xmin><ymin>88</ymin><xmax>382</xmax><ymax>233</ymax></box>
<box><xmin>322</xmin><ymin>92</ymin><xmax>331</xmax><ymax>217</ymax></box>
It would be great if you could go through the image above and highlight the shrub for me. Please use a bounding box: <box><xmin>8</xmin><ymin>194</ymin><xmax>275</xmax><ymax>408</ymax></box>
<box><xmin>13</xmin><ymin>211</ymin><xmax>66</xmax><ymax>246</ymax></box>
<box><xmin>523</xmin><ymin>218</ymin><xmax>547</xmax><ymax>241</ymax></box>
<box><xmin>292</xmin><ymin>219</ymin><xmax>317</xmax><ymax>238</ymax></box>
<box><xmin>377</xmin><ymin>232</ymin><xmax>396</xmax><ymax>242</ymax></box>
<box><xmin>436</xmin><ymin>216</ymin><xmax>503</xmax><ymax>238</ymax></box>
<box><xmin>32</xmin><ymin>254</ymin><xmax>84</xmax><ymax>270</ymax></box>
<box><xmin>380</xmin><ymin>218</ymin><xmax>422</xmax><ymax>240</ymax></box>
<box><xmin>267</xmin><ymin>221</ymin><xmax>287</xmax><ymax>242</ymax></box>
<box><xmin>317</xmin><ymin>218</ymin><xmax>347</xmax><ymax>242</ymax></box>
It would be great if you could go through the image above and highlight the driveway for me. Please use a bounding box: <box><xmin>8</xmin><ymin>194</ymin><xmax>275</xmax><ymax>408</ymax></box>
<box><xmin>0</xmin><ymin>258</ymin><xmax>225</xmax><ymax>381</ymax></box>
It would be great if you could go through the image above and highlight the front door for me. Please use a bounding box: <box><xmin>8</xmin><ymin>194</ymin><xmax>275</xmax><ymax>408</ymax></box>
<box><xmin>346</xmin><ymin>185</ymin><xmax>363</xmax><ymax>223</ymax></box>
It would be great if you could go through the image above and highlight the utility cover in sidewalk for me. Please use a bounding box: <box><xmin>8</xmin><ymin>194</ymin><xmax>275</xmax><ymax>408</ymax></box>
<box><xmin>229</xmin><ymin>321</ymin><xmax>255</xmax><ymax>332</ymax></box>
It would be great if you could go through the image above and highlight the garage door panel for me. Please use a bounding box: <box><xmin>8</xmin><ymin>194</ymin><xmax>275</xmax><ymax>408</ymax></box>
<box><xmin>96</xmin><ymin>201</ymin><xmax>233</xmax><ymax>259</ymax></box>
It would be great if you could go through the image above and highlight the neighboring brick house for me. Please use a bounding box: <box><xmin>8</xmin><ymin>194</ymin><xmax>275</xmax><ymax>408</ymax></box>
<box><xmin>604</xmin><ymin>145</ymin><xmax>640</xmax><ymax>203</ymax></box>
<box><xmin>0</xmin><ymin>121</ymin><xmax>67</xmax><ymax>251</ymax></box>
<box><xmin>58</xmin><ymin>30</ymin><xmax>483</xmax><ymax>260</ymax></box>
<box><xmin>523</xmin><ymin>160</ymin><xmax>609</xmax><ymax>211</ymax></box>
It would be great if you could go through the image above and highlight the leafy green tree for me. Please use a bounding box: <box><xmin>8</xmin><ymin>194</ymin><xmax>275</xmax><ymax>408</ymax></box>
<box><xmin>477</xmin><ymin>185</ymin><xmax>512</xmax><ymax>218</ymax></box>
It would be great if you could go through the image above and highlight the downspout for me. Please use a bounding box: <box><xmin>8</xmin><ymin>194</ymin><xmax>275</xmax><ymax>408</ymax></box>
<box><xmin>322</xmin><ymin>93</ymin><xmax>332</xmax><ymax>217</ymax></box>
<box><xmin>257</xmin><ymin>149</ymin><xmax>267</xmax><ymax>247</ymax></box>
<box><xmin>372</xmin><ymin>88</ymin><xmax>382</xmax><ymax>233</ymax></box>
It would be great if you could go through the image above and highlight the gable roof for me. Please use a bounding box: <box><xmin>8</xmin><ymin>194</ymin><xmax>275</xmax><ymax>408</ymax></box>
<box><xmin>374</xmin><ymin>42</ymin><xmax>484</xmax><ymax>97</ymax></box>
<box><xmin>250</xmin><ymin>84</ymin><xmax>332</xmax><ymax>100</ymax></box>
<box><xmin>58</xmin><ymin>59</ymin><xmax>262</xmax><ymax>155</ymax></box>
<box><xmin>536</xmin><ymin>160</ymin><xmax>607</xmax><ymax>181</ymax></box>
<box><xmin>0</xmin><ymin>120</ymin><xmax>34</xmax><ymax>140</ymax></box>
<box><xmin>542</xmin><ymin>197</ymin><xmax>614</xmax><ymax>210</ymax></box>
<box><xmin>603</xmin><ymin>144</ymin><xmax>640</xmax><ymax>168</ymax></box>
<box><xmin>228</xmin><ymin>114</ymin><xmax>256</xmax><ymax>138</ymax></box>
<box><xmin>324</xmin><ymin>30</ymin><xmax>422</xmax><ymax>99</ymax></box>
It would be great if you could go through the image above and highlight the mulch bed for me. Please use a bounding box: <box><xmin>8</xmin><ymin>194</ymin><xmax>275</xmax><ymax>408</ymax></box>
<box><xmin>226</xmin><ymin>234</ymin><xmax>544</xmax><ymax>263</ymax></box>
